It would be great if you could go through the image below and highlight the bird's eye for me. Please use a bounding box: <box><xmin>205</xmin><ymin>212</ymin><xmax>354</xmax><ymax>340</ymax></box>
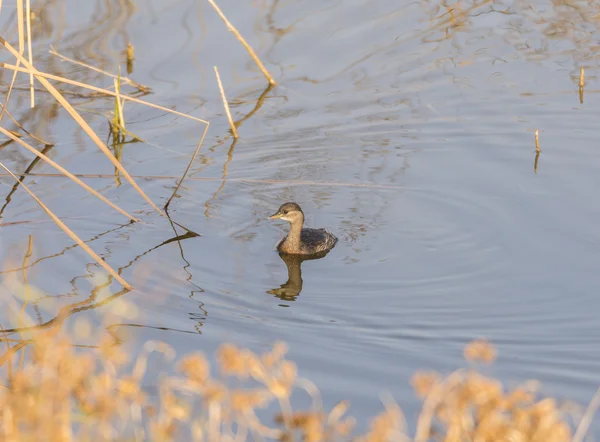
<box><xmin>282</xmin><ymin>210</ymin><xmax>288</xmax><ymax>214</ymax></box>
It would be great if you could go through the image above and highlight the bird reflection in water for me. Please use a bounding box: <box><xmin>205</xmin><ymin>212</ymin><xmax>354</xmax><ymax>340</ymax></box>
<box><xmin>267</xmin><ymin>250</ymin><xmax>330</xmax><ymax>305</ymax></box>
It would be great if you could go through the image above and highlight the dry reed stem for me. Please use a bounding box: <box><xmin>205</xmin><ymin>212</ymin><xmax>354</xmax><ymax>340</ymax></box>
<box><xmin>0</xmin><ymin>126</ymin><xmax>138</xmax><ymax>222</ymax></box>
<box><xmin>0</xmin><ymin>162</ymin><xmax>132</xmax><ymax>289</ymax></box>
<box><xmin>25</xmin><ymin>0</ymin><xmax>34</xmax><ymax>108</ymax></box>
<box><xmin>214</xmin><ymin>66</ymin><xmax>238</xmax><ymax>138</ymax></box>
<box><xmin>49</xmin><ymin>46</ymin><xmax>149</xmax><ymax>93</ymax></box>
<box><xmin>0</xmin><ymin>37</ymin><xmax>164</xmax><ymax>217</ymax></box>
<box><xmin>1</xmin><ymin>63</ymin><xmax>208</xmax><ymax>125</ymax></box>
<box><xmin>0</xmin><ymin>0</ymin><xmax>25</xmax><ymax>122</ymax></box>
<box><xmin>535</xmin><ymin>130</ymin><xmax>540</xmax><ymax>153</ymax></box>
<box><xmin>207</xmin><ymin>0</ymin><xmax>276</xmax><ymax>85</ymax></box>
<box><xmin>572</xmin><ymin>386</ymin><xmax>600</xmax><ymax>442</ymax></box>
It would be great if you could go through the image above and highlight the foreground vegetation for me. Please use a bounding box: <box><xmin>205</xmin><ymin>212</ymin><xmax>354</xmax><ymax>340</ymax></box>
<box><xmin>0</xmin><ymin>328</ymin><xmax>593</xmax><ymax>441</ymax></box>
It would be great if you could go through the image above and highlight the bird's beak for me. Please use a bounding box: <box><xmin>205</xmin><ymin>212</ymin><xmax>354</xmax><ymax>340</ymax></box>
<box><xmin>269</xmin><ymin>211</ymin><xmax>282</xmax><ymax>220</ymax></box>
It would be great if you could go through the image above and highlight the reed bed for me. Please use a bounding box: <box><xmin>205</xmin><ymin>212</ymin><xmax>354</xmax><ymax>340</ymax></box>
<box><xmin>0</xmin><ymin>325</ymin><xmax>594</xmax><ymax>441</ymax></box>
<box><xmin>0</xmin><ymin>0</ymin><xmax>271</xmax><ymax>288</ymax></box>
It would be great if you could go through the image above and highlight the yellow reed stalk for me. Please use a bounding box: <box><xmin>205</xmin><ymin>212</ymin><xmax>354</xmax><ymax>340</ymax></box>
<box><xmin>0</xmin><ymin>0</ymin><xmax>25</xmax><ymax>121</ymax></box>
<box><xmin>207</xmin><ymin>0</ymin><xmax>276</xmax><ymax>85</ymax></box>
<box><xmin>0</xmin><ymin>162</ymin><xmax>132</xmax><ymax>290</ymax></box>
<box><xmin>25</xmin><ymin>0</ymin><xmax>34</xmax><ymax>108</ymax></box>
<box><xmin>213</xmin><ymin>66</ymin><xmax>238</xmax><ymax>138</ymax></box>
<box><xmin>535</xmin><ymin>130</ymin><xmax>540</xmax><ymax>153</ymax></box>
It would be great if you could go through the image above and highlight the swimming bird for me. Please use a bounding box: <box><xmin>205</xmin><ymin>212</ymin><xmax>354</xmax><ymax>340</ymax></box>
<box><xmin>269</xmin><ymin>202</ymin><xmax>338</xmax><ymax>255</ymax></box>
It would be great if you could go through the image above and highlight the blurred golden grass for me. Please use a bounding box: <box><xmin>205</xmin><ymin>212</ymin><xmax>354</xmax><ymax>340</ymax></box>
<box><xmin>0</xmin><ymin>327</ymin><xmax>595</xmax><ymax>441</ymax></box>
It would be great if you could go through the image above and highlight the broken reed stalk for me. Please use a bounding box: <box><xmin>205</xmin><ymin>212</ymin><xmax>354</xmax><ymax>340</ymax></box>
<box><xmin>534</xmin><ymin>130</ymin><xmax>540</xmax><ymax>153</ymax></box>
<box><xmin>0</xmin><ymin>126</ymin><xmax>138</xmax><ymax>222</ymax></box>
<box><xmin>207</xmin><ymin>0</ymin><xmax>276</xmax><ymax>86</ymax></box>
<box><xmin>25</xmin><ymin>0</ymin><xmax>34</xmax><ymax>108</ymax></box>
<box><xmin>214</xmin><ymin>66</ymin><xmax>238</xmax><ymax>138</ymax></box>
<box><xmin>0</xmin><ymin>162</ymin><xmax>132</xmax><ymax>290</ymax></box>
<box><xmin>0</xmin><ymin>37</ymin><xmax>164</xmax><ymax>217</ymax></box>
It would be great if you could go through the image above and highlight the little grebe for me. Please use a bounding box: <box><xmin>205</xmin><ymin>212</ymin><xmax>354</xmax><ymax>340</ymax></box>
<box><xmin>269</xmin><ymin>202</ymin><xmax>338</xmax><ymax>255</ymax></box>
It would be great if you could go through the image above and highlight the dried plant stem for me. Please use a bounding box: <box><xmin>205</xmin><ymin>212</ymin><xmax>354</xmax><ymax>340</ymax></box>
<box><xmin>0</xmin><ymin>162</ymin><xmax>132</xmax><ymax>290</ymax></box>
<box><xmin>0</xmin><ymin>37</ymin><xmax>163</xmax><ymax>217</ymax></box>
<box><xmin>0</xmin><ymin>126</ymin><xmax>138</xmax><ymax>222</ymax></box>
<box><xmin>0</xmin><ymin>0</ymin><xmax>25</xmax><ymax>122</ymax></box>
<box><xmin>534</xmin><ymin>130</ymin><xmax>540</xmax><ymax>153</ymax></box>
<box><xmin>1</xmin><ymin>62</ymin><xmax>208</xmax><ymax>125</ymax></box>
<box><xmin>25</xmin><ymin>0</ymin><xmax>34</xmax><ymax>108</ymax></box>
<box><xmin>207</xmin><ymin>0</ymin><xmax>276</xmax><ymax>86</ymax></box>
<box><xmin>214</xmin><ymin>66</ymin><xmax>238</xmax><ymax>138</ymax></box>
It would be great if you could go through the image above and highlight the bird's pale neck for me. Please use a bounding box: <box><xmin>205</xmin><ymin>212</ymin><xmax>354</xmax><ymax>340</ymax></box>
<box><xmin>285</xmin><ymin>215</ymin><xmax>304</xmax><ymax>247</ymax></box>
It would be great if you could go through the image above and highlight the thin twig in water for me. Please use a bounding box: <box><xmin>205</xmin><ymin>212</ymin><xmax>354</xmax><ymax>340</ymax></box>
<box><xmin>214</xmin><ymin>66</ymin><xmax>238</xmax><ymax>138</ymax></box>
<box><xmin>534</xmin><ymin>130</ymin><xmax>540</xmax><ymax>153</ymax></box>
<box><xmin>164</xmin><ymin>123</ymin><xmax>210</xmax><ymax>210</ymax></box>
<box><xmin>0</xmin><ymin>162</ymin><xmax>132</xmax><ymax>290</ymax></box>
<box><xmin>207</xmin><ymin>0</ymin><xmax>276</xmax><ymax>85</ymax></box>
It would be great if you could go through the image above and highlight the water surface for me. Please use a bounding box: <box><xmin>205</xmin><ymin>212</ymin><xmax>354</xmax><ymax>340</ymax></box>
<box><xmin>1</xmin><ymin>0</ymin><xmax>600</xmax><ymax>434</ymax></box>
